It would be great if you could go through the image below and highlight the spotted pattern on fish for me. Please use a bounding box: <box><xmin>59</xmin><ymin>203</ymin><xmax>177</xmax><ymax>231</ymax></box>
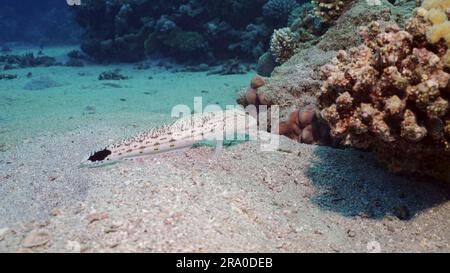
<box><xmin>82</xmin><ymin>109</ymin><xmax>256</xmax><ymax>167</ymax></box>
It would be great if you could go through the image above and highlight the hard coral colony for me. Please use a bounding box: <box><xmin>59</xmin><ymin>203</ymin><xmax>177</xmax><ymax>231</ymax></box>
<box><xmin>311</xmin><ymin>0</ymin><xmax>353</xmax><ymax>23</ymax></box>
<box><xmin>72</xmin><ymin>0</ymin><xmax>309</xmax><ymax>63</ymax></box>
<box><xmin>317</xmin><ymin>0</ymin><xmax>450</xmax><ymax>182</ymax></box>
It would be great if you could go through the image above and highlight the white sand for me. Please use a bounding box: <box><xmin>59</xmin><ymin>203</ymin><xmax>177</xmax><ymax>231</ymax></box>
<box><xmin>0</xmin><ymin>46</ymin><xmax>251</xmax><ymax>145</ymax></box>
<box><xmin>0</xmin><ymin>46</ymin><xmax>449</xmax><ymax>252</ymax></box>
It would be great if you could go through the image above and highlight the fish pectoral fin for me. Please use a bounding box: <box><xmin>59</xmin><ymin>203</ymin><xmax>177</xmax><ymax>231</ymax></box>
<box><xmin>212</xmin><ymin>140</ymin><xmax>224</xmax><ymax>160</ymax></box>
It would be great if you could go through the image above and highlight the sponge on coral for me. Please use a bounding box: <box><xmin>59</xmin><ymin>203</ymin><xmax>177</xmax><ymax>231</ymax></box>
<box><xmin>419</xmin><ymin>0</ymin><xmax>450</xmax><ymax>47</ymax></box>
<box><xmin>425</xmin><ymin>8</ymin><xmax>448</xmax><ymax>25</ymax></box>
<box><xmin>422</xmin><ymin>0</ymin><xmax>450</xmax><ymax>9</ymax></box>
<box><xmin>426</xmin><ymin>21</ymin><xmax>450</xmax><ymax>43</ymax></box>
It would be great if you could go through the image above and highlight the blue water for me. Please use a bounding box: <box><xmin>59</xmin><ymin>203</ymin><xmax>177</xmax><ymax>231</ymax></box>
<box><xmin>0</xmin><ymin>0</ymin><xmax>81</xmax><ymax>45</ymax></box>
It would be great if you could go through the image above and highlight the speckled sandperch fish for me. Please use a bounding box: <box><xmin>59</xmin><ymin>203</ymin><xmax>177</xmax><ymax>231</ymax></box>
<box><xmin>82</xmin><ymin>109</ymin><xmax>257</xmax><ymax>167</ymax></box>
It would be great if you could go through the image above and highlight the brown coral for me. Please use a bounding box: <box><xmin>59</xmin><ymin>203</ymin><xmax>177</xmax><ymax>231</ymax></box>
<box><xmin>238</xmin><ymin>74</ymin><xmax>333</xmax><ymax>145</ymax></box>
<box><xmin>312</xmin><ymin>0</ymin><xmax>354</xmax><ymax>23</ymax></box>
<box><xmin>317</xmin><ymin>2</ymin><xmax>450</xmax><ymax>182</ymax></box>
<box><xmin>276</xmin><ymin>105</ymin><xmax>334</xmax><ymax>145</ymax></box>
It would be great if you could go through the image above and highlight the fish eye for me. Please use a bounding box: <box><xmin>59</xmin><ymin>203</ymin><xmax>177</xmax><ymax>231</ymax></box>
<box><xmin>88</xmin><ymin>149</ymin><xmax>112</xmax><ymax>162</ymax></box>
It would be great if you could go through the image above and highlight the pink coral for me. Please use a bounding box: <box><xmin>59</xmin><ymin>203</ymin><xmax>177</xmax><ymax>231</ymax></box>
<box><xmin>317</xmin><ymin>14</ymin><xmax>450</xmax><ymax>182</ymax></box>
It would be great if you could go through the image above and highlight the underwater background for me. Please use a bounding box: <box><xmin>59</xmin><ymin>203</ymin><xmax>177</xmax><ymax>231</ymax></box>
<box><xmin>0</xmin><ymin>0</ymin><xmax>450</xmax><ymax>252</ymax></box>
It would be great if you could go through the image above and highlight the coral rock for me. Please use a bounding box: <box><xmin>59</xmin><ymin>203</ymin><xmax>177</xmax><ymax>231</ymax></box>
<box><xmin>245</xmin><ymin>88</ymin><xmax>259</xmax><ymax>105</ymax></box>
<box><xmin>258</xmin><ymin>92</ymin><xmax>270</xmax><ymax>106</ymax></box>
<box><xmin>301</xmin><ymin>125</ymin><xmax>315</xmax><ymax>144</ymax></box>
<box><xmin>270</xmin><ymin>27</ymin><xmax>299</xmax><ymax>64</ymax></box>
<box><xmin>317</xmin><ymin>1</ymin><xmax>450</xmax><ymax>182</ymax></box>
<box><xmin>312</xmin><ymin>0</ymin><xmax>353</xmax><ymax>23</ymax></box>
<box><xmin>278</xmin><ymin>121</ymin><xmax>292</xmax><ymax>135</ymax></box>
<box><xmin>277</xmin><ymin>104</ymin><xmax>333</xmax><ymax>145</ymax></box>
<box><xmin>251</xmin><ymin>76</ymin><xmax>266</xmax><ymax>89</ymax></box>
<box><xmin>288</xmin><ymin>110</ymin><xmax>302</xmax><ymax>135</ymax></box>
<box><xmin>299</xmin><ymin>106</ymin><xmax>316</xmax><ymax>127</ymax></box>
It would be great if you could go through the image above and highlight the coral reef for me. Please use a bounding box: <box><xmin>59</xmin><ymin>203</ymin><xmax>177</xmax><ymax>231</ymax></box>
<box><xmin>161</xmin><ymin>30</ymin><xmax>207</xmax><ymax>61</ymax></box>
<box><xmin>417</xmin><ymin>0</ymin><xmax>450</xmax><ymax>65</ymax></box>
<box><xmin>239</xmin><ymin>46</ymin><xmax>337</xmax><ymax>117</ymax></box>
<box><xmin>246</xmin><ymin>0</ymin><xmax>414</xmax><ymax>113</ymax></box>
<box><xmin>263</xmin><ymin>0</ymin><xmax>302</xmax><ymax>27</ymax></box>
<box><xmin>238</xmin><ymin>0</ymin><xmax>417</xmax><ymax>147</ymax></box>
<box><xmin>229</xmin><ymin>23</ymin><xmax>270</xmax><ymax>59</ymax></box>
<box><xmin>289</xmin><ymin>3</ymin><xmax>327</xmax><ymax>38</ymax></box>
<box><xmin>270</xmin><ymin>28</ymin><xmax>300</xmax><ymax>64</ymax></box>
<box><xmin>65</xmin><ymin>50</ymin><xmax>87</xmax><ymax>67</ymax></box>
<box><xmin>317</xmin><ymin>0</ymin><xmax>450</xmax><ymax>182</ymax></box>
<box><xmin>65</xmin><ymin>59</ymin><xmax>85</xmax><ymax>67</ymax></box>
<box><xmin>207</xmin><ymin>59</ymin><xmax>250</xmax><ymax>75</ymax></box>
<box><xmin>72</xmin><ymin>0</ymin><xmax>301</xmax><ymax>63</ymax></box>
<box><xmin>0</xmin><ymin>53</ymin><xmax>58</xmax><ymax>70</ymax></box>
<box><xmin>67</xmin><ymin>50</ymin><xmax>86</xmax><ymax>60</ymax></box>
<box><xmin>263</xmin><ymin>3</ymin><xmax>327</xmax><ymax>68</ymax></box>
<box><xmin>0</xmin><ymin>74</ymin><xmax>17</xmax><ymax>80</ymax></box>
<box><xmin>237</xmin><ymin>74</ymin><xmax>333</xmax><ymax>145</ymax></box>
<box><xmin>312</xmin><ymin>0</ymin><xmax>354</xmax><ymax>23</ymax></box>
<box><xmin>316</xmin><ymin>0</ymin><xmax>415</xmax><ymax>51</ymax></box>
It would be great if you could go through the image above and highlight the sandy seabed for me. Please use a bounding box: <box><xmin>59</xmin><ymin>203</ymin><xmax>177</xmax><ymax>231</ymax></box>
<box><xmin>0</xmin><ymin>46</ymin><xmax>449</xmax><ymax>252</ymax></box>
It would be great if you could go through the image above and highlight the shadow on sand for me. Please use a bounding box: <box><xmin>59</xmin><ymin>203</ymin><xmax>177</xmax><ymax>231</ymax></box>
<box><xmin>305</xmin><ymin>146</ymin><xmax>450</xmax><ymax>220</ymax></box>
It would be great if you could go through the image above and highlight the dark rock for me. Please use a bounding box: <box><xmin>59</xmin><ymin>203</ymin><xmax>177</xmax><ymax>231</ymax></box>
<box><xmin>67</xmin><ymin>50</ymin><xmax>85</xmax><ymax>59</ymax></box>
<box><xmin>180</xmin><ymin>63</ymin><xmax>210</xmax><ymax>72</ymax></box>
<box><xmin>207</xmin><ymin>59</ymin><xmax>247</xmax><ymax>76</ymax></box>
<box><xmin>392</xmin><ymin>206</ymin><xmax>411</xmax><ymax>221</ymax></box>
<box><xmin>65</xmin><ymin>58</ymin><xmax>84</xmax><ymax>67</ymax></box>
<box><xmin>256</xmin><ymin>52</ymin><xmax>276</xmax><ymax>77</ymax></box>
<box><xmin>98</xmin><ymin>69</ymin><xmax>129</xmax><ymax>81</ymax></box>
<box><xmin>0</xmin><ymin>52</ymin><xmax>57</xmax><ymax>69</ymax></box>
<box><xmin>0</xmin><ymin>74</ymin><xmax>17</xmax><ymax>80</ymax></box>
<box><xmin>71</xmin><ymin>0</ymin><xmax>293</xmax><ymax>63</ymax></box>
<box><xmin>133</xmin><ymin>62</ymin><xmax>151</xmax><ymax>70</ymax></box>
<box><xmin>3</xmin><ymin>64</ymin><xmax>18</xmax><ymax>70</ymax></box>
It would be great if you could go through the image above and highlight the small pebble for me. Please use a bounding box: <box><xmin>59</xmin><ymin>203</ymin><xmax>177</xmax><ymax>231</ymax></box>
<box><xmin>393</xmin><ymin>206</ymin><xmax>410</xmax><ymax>220</ymax></box>
<box><xmin>87</xmin><ymin>212</ymin><xmax>109</xmax><ymax>224</ymax></box>
<box><xmin>66</xmin><ymin>240</ymin><xmax>81</xmax><ymax>253</ymax></box>
<box><xmin>22</xmin><ymin>230</ymin><xmax>51</xmax><ymax>248</ymax></box>
<box><xmin>0</xmin><ymin>227</ymin><xmax>10</xmax><ymax>241</ymax></box>
<box><xmin>50</xmin><ymin>208</ymin><xmax>62</xmax><ymax>217</ymax></box>
<box><xmin>347</xmin><ymin>229</ymin><xmax>356</xmax><ymax>238</ymax></box>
